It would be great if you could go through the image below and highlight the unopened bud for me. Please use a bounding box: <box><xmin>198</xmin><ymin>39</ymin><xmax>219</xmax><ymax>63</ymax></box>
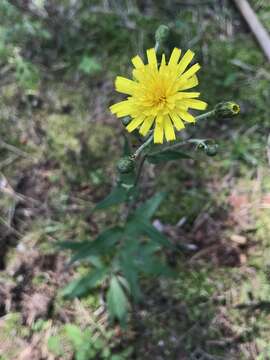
<box><xmin>214</xmin><ymin>102</ymin><xmax>240</xmax><ymax>118</ymax></box>
<box><xmin>117</xmin><ymin>156</ymin><xmax>135</xmax><ymax>174</ymax></box>
<box><xmin>205</xmin><ymin>144</ymin><xmax>218</xmax><ymax>157</ymax></box>
<box><xmin>155</xmin><ymin>25</ymin><xmax>170</xmax><ymax>46</ymax></box>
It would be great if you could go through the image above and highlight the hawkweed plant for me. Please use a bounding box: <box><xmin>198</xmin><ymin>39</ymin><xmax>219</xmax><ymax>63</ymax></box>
<box><xmin>59</xmin><ymin>25</ymin><xmax>240</xmax><ymax>326</ymax></box>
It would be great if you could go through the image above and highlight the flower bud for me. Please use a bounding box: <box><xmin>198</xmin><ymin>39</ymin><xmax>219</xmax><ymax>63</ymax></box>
<box><xmin>214</xmin><ymin>102</ymin><xmax>240</xmax><ymax>118</ymax></box>
<box><xmin>155</xmin><ymin>25</ymin><xmax>170</xmax><ymax>46</ymax></box>
<box><xmin>117</xmin><ymin>156</ymin><xmax>135</xmax><ymax>174</ymax></box>
<box><xmin>205</xmin><ymin>144</ymin><xmax>218</xmax><ymax>157</ymax></box>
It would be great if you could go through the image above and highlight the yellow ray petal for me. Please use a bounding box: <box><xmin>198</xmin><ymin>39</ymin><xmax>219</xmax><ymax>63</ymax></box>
<box><xmin>170</xmin><ymin>112</ymin><xmax>185</xmax><ymax>131</ymax></box>
<box><xmin>115</xmin><ymin>76</ymin><xmax>138</xmax><ymax>95</ymax></box>
<box><xmin>179</xmin><ymin>75</ymin><xmax>198</xmax><ymax>91</ymax></box>
<box><xmin>139</xmin><ymin>116</ymin><xmax>155</xmax><ymax>136</ymax></box>
<box><xmin>182</xmin><ymin>99</ymin><xmax>208</xmax><ymax>110</ymax></box>
<box><xmin>132</xmin><ymin>55</ymin><xmax>144</xmax><ymax>68</ymax></box>
<box><xmin>168</xmin><ymin>48</ymin><xmax>181</xmax><ymax>66</ymax></box>
<box><xmin>176</xmin><ymin>92</ymin><xmax>200</xmax><ymax>99</ymax></box>
<box><xmin>126</xmin><ymin>116</ymin><xmax>145</xmax><ymax>132</ymax></box>
<box><xmin>154</xmin><ymin>117</ymin><xmax>164</xmax><ymax>143</ymax></box>
<box><xmin>180</xmin><ymin>63</ymin><xmax>200</xmax><ymax>81</ymax></box>
<box><xmin>159</xmin><ymin>54</ymin><xmax>167</xmax><ymax>75</ymax></box>
<box><xmin>147</xmin><ymin>48</ymin><xmax>158</xmax><ymax>69</ymax></box>
<box><xmin>177</xmin><ymin>49</ymin><xmax>195</xmax><ymax>75</ymax></box>
<box><xmin>110</xmin><ymin>100</ymin><xmax>129</xmax><ymax>114</ymax></box>
<box><xmin>178</xmin><ymin>110</ymin><xmax>195</xmax><ymax>123</ymax></box>
<box><xmin>133</xmin><ymin>68</ymin><xmax>146</xmax><ymax>81</ymax></box>
<box><xmin>161</xmin><ymin>53</ymin><xmax>166</xmax><ymax>67</ymax></box>
<box><xmin>164</xmin><ymin>116</ymin><xmax>176</xmax><ymax>141</ymax></box>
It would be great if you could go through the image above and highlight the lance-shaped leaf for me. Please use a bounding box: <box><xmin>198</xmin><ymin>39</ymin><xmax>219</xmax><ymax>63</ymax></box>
<box><xmin>147</xmin><ymin>149</ymin><xmax>191</xmax><ymax>164</ymax></box>
<box><xmin>106</xmin><ymin>276</ymin><xmax>129</xmax><ymax>324</ymax></box>
<box><xmin>62</xmin><ymin>267</ymin><xmax>108</xmax><ymax>298</ymax></box>
<box><xmin>119</xmin><ymin>240</ymin><xmax>142</xmax><ymax>301</ymax></box>
<box><xmin>126</xmin><ymin>217</ymin><xmax>172</xmax><ymax>249</ymax></box>
<box><xmin>67</xmin><ymin>227</ymin><xmax>122</xmax><ymax>265</ymax></box>
<box><xmin>134</xmin><ymin>192</ymin><xmax>166</xmax><ymax>220</ymax></box>
<box><xmin>95</xmin><ymin>185</ymin><xmax>128</xmax><ymax>210</ymax></box>
<box><xmin>138</xmin><ymin>220</ymin><xmax>172</xmax><ymax>248</ymax></box>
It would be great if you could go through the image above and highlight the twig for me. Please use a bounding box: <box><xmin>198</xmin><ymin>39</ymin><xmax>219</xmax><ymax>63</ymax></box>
<box><xmin>0</xmin><ymin>139</ymin><xmax>34</xmax><ymax>159</ymax></box>
<box><xmin>233</xmin><ymin>0</ymin><xmax>270</xmax><ymax>62</ymax></box>
<box><xmin>0</xmin><ymin>154</ymin><xmax>19</xmax><ymax>170</ymax></box>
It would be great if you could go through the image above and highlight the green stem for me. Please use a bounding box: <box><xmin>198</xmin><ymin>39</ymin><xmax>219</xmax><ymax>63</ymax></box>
<box><xmin>134</xmin><ymin>155</ymin><xmax>146</xmax><ymax>186</ymax></box>
<box><xmin>195</xmin><ymin>109</ymin><xmax>216</xmax><ymax>121</ymax></box>
<box><xmin>149</xmin><ymin>138</ymin><xmax>207</xmax><ymax>156</ymax></box>
<box><xmin>133</xmin><ymin>133</ymin><xmax>154</xmax><ymax>159</ymax></box>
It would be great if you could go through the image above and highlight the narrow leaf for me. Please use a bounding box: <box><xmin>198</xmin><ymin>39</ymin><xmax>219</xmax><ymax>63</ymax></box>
<box><xmin>62</xmin><ymin>267</ymin><xmax>108</xmax><ymax>298</ymax></box>
<box><xmin>106</xmin><ymin>276</ymin><xmax>129</xmax><ymax>324</ymax></box>
<box><xmin>69</xmin><ymin>227</ymin><xmax>122</xmax><ymax>264</ymax></box>
<box><xmin>57</xmin><ymin>240</ymin><xmax>91</xmax><ymax>251</ymax></box>
<box><xmin>136</xmin><ymin>220</ymin><xmax>173</xmax><ymax>248</ymax></box>
<box><xmin>147</xmin><ymin>150</ymin><xmax>191</xmax><ymax>164</ymax></box>
<box><xmin>95</xmin><ymin>185</ymin><xmax>128</xmax><ymax>210</ymax></box>
<box><xmin>120</xmin><ymin>258</ymin><xmax>142</xmax><ymax>301</ymax></box>
<box><xmin>134</xmin><ymin>192</ymin><xmax>166</xmax><ymax>220</ymax></box>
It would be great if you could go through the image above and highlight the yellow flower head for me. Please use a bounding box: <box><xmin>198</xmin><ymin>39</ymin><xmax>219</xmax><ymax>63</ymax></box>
<box><xmin>110</xmin><ymin>48</ymin><xmax>207</xmax><ymax>144</ymax></box>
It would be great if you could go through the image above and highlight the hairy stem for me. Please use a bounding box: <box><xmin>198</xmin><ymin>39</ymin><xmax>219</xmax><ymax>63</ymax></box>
<box><xmin>195</xmin><ymin>109</ymin><xmax>216</xmax><ymax>121</ymax></box>
<box><xmin>134</xmin><ymin>155</ymin><xmax>146</xmax><ymax>186</ymax></box>
<box><xmin>133</xmin><ymin>133</ymin><xmax>154</xmax><ymax>159</ymax></box>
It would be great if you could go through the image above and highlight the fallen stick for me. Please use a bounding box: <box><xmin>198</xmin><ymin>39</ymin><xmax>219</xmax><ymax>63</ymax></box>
<box><xmin>233</xmin><ymin>0</ymin><xmax>270</xmax><ymax>62</ymax></box>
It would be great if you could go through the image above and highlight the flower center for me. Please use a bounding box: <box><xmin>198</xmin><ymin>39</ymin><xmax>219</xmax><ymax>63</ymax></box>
<box><xmin>151</xmin><ymin>90</ymin><xmax>167</xmax><ymax>108</ymax></box>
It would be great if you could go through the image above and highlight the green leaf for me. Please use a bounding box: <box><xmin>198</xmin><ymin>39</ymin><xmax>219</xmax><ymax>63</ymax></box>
<box><xmin>95</xmin><ymin>185</ymin><xmax>128</xmax><ymax>210</ymax></box>
<box><xmin>69</xmin><ymin>227</ymin><xmax>122</xmax><ymax>264</ymax></box>
<box><xmin>57</xmin><ymin>240</ymin><xmax>91</xmax><ymax>251</ymax></box>
<box><xmin>120</xmin><ymin>258</ymin><xmax>142</xmax><ymax>301</ymax></box>
<box><xmin>64</xmin><ymin>324</ymin><xmax>84</xmax><ymax>349</ymax></box>
<box><xmin>106</xmin><ymin>276</ymin><xmax>129</xmax><ymax>324</ymax></box>
<box><xmin>125</xmin><ymin>216</ymin><xmax>171</xmax><ymax>248</ymax></box>
<box><xmin>134</xmin><ymin>192</ymin><xmax>166</xmax><ymax>220</ymax></box>
<box><xmin>78</xmin><ymin>55</ymin><xmax>102</xmax><ymax>75</ymax></box>
<box><xmin>47</xmin><ymin>336</ymin><xmax>63</xmax><ymax>356</ymax></box>
<box><xmin>62</xmin><ymin>267</ymin><xmax>108</xmax><ymax>298</ymax></box>
<box><xmin>117</xmin><ymin>237</ymin><xmax>141</xmax><ymax>300</ymax></box>
<box><xmin>134</xmin><ymin>220</ymin><xmax>172</xmax><ymax>249</ymax></box>
<box><xmin>147</xmin><ymin>149</ymin><xmax>191</xmax><ymax>163</ymax></box>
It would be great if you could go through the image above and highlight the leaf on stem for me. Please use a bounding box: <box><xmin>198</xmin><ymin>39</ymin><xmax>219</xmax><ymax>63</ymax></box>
<box><xmin>134</xmin><ymin>192</ymin><xmax>166</xmax><ymax>220</ymax></box>
<box><xmin>147</xmin><ymin>149</ymin><xmax>191</xmax><ymax>163</ymax></box>
<box><xmin>95</xmin><ymin>185</ymin><xmax>128</xmax><ymax>210</ymax></box>
<box><xmin>62</xmin><ymin>267</ymin><xmax>108</xmax><ymax>298</ymax></box>
<box><xmin>106</xmin><ymin>276</ymin><xmax>129</xmax><ymax>325</ymax></box>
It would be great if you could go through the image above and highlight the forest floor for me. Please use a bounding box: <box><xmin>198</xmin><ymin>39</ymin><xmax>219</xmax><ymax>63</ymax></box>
<box><xmin>1</xmin><ymin>1</ymin><xmax>270</xmax><ymax>359</ymax></box>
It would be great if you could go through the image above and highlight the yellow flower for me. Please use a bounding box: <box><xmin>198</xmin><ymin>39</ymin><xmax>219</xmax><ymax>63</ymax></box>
<box><xmin>110</xmin><ymin>48</ymin><xmax>207</xmax><ymax>144</ymax></box>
